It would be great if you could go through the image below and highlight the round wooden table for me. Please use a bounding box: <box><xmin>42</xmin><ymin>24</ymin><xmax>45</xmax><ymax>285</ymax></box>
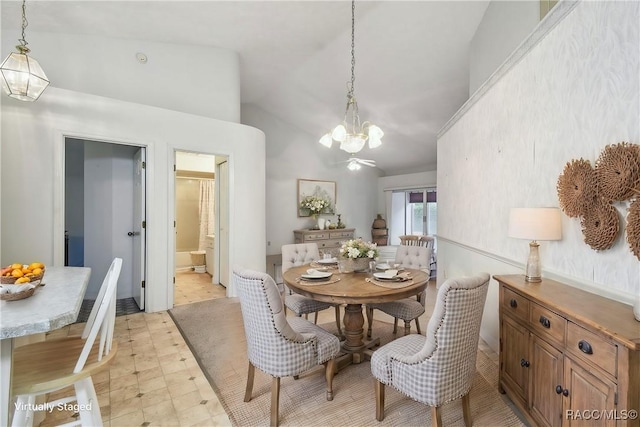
<box><xmin>283</xmin><ymin>264</ymin><xmax>429</xmax><ymax>364</ymax></box>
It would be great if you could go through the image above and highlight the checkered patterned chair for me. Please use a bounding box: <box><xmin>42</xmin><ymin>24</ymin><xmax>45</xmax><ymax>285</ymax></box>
<box><xmin>366</xmin><ymin>246</ymin><xmax>432</xmax><ymax>338</ymax></box>
<box><xmin>370</xmin><ymin>273</ymin><xmax>490</xmax><ymax>427</ymax></box>
<box><xmin>234</xmin><ymin>269</ymin><xmax>340</xmax><ymax>427</ymax></box>
<box><xmin>282</xmin><ymin>243</ymin><xmax>342</xmax><ymax>336</ymax></box>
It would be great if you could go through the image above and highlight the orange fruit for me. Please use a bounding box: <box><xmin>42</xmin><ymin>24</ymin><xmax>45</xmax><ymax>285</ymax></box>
<box><xmin>10</xmin><ymin>263</ymin><xmax>22</xmax><ymax>270</ymax></box>
<box><xmin>32</xmin><ymin>268</ymin><xmax>43</xmax><ymax>275</ymax></box>
<box><xmin>11</xmin><ymin>269</ymin><xmax>24</xmax><ymax>278</ymax></box>
<box><xmin>15</xmin><ymin>277</ymin><xmax>30</xmax><ymax>284</ymax></box>
<box><xmin>28</xmin><ymin>262</ymin><xmax>44</xmax><ymax>270</ymax></box>
<box><xmin>21</xmin><ymin>267</ymin><xmax>30</xmax><ymax>274</ymax></box>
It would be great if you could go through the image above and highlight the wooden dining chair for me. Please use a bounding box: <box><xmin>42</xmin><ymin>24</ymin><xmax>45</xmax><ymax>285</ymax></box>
<box><xmin>366</xmin><ymin>246</ymin><xmax>432</xmax><ymax>338</ymax></box>
<box><xmin>234</xmin><ymin>269</ymin><xmax>340</xmax><ymax>426</ymax></box>
<box><xmin>281</xmin><ymin>243</ymin><xmax>342</xmax><ymax>336</ymax></box>
<box><xmin>371</xmin><ymin>273</ymin><xmax>490</xmax><ymax>426</ymax></box>
<box><xmin>11</xmin><ymin>258</ymin><xmax>122</xmax><ymax>427</ymax></box>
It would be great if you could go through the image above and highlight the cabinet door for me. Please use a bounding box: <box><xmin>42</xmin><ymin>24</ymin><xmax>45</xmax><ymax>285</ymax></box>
<box><xmin>562</xmin><ymin>357</ymin><xmax>617</xmax><ymax>427</ymax></box>
<box><xmin>530</xmin><ymin>334</ymin><xmax>564</xmax><ymax>427</ymax></box>
<box><xmin>501</xmin><ymin>315</ymin><xmax>529</xmax><ymax>402</ymax></box>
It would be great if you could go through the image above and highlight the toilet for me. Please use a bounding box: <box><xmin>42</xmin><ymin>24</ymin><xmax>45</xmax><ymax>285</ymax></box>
<box><xmin>190</xmin><ymin>250</ymin><xmax>206</xmax><ymax>273</ymax></box>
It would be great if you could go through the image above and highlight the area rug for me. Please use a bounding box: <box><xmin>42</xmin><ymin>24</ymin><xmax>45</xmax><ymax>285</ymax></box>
<box><xmin>169</xmin><ymin>298</ymin><xmax>525</xmax><ymax>427</ymax></box>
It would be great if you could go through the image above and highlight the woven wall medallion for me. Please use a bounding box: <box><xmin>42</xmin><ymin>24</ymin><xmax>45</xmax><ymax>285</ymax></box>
<box><xmin>580</xmin><ymin>200</ymin><xmax>619</xmax><ymax>251</ymax></box>
<box><xmin>595</xmin><ymin>142</ymin><xmax>640</xmax><ymax>202</ymax></box>
<box><xmin>557</xmin><ymin>159</ymin><xmax>597</xmax><ymax>218</ymax></box>
<box><xmin>626</xmin><ymin>198</ymin><xmax>640</xmax><ymax>260</ymax></box>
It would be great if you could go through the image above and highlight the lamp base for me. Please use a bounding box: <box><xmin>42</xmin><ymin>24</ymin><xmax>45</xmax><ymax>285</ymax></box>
<box><xmin>524</xmin><ymin>241</ymin><xmax>542</xmax><ymax>283</ymax></box>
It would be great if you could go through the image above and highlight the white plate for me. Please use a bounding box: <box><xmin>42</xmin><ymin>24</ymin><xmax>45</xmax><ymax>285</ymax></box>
<box><xmin>376</xmin><ymin>263</ymin><xmax>391</xmax><ymax>270</ymax></box>
<box><xmin>301</xmin><ymin>271</ymin><xmax>332</xmax><ymax>279</ymax></box>
<box><xmin>317</xmin><ymin>258</ymin><xmax>338</xmax><ymax>265</ymax></box>
<box><xmin>373</xmin><ymin>271</ymin><xmax>397</xmax><ymax>280</ymax></box>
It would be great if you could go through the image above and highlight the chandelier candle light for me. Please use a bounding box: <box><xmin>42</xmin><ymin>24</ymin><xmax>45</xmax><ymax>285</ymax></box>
<box><xmin>508</xmin><ymin>208</ymin><xmax>562</xmax><ymax>282</ymax></box>
<box><xmin>0</xmin><ymin>0</ymin><xmax>49</xmax><ymax>101</ymax></box>
<box><xmin>319</xmin><ymin>0</ymin><xmax>383</xmax><ymax>156</ymax></box>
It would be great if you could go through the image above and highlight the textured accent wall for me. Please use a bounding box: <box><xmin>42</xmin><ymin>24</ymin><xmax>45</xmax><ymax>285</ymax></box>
<box><xmin>438</xmin><ymin>1</ymin><xmax>639</xmax><ymax>296</ymax></box>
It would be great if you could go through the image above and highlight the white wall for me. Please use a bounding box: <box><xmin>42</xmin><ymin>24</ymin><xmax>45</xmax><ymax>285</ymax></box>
<box><xmin>242</xmin><ymin>104</ymin><xmax>382</xmax><ymax>256</ymax></box>
<box><xmin>469</xmin><ymin>1</ymin><xmax>539</xmax><ymax>96</ymax></box>
<box><xmin>0</xmin><ymin>31</ymin><xmax>241</xmax><ymax>123</ymax></box>
<box><xmin>438</xmin><ymin>1</ymin><xmax>640</xmax><ymax>351</ymax></box>
<box><xmin>1</xmin><ymin>87</ymin><xmax>265</xmax><ymax>311</ymax></box>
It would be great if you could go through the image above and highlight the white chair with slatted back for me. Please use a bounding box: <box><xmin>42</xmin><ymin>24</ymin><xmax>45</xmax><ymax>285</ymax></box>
<box><xmin>11</xmin><ymin>258</ymin><xmax>122</xmax><ymax>427</ymax></box>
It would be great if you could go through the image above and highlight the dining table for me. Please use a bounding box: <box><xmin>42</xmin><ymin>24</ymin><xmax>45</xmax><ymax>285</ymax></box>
<box><xmin>0</xmin><ymin>266</ymin><xmax>91</xmax><ymax>427</ymax></box>
<box><xmin>282</xmin><ymin>263</ymin><xmax>429</xmax><ymax>366</ymax></box>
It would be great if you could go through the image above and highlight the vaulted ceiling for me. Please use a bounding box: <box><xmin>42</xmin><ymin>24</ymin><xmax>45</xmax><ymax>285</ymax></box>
<box><xmin>1</xmin><ymin>1</ymin><xmax>490</xmax><ymax>175</ymax></box>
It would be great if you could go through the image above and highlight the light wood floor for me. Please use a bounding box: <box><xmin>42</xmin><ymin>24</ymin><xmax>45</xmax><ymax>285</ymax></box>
<box><xmin>34</xmin><ymin>277</ymin><xmax>502</xmax><ymax>426</ymax></box>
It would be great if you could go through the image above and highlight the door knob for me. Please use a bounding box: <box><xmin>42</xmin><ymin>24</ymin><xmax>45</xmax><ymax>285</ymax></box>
<box><xmin>128</xmin><ymin>231</ymin><xmax>139</xmax><ymax>237</ymax></box>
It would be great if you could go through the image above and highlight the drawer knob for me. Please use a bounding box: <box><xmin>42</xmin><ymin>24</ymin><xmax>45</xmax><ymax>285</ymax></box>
<box><xmin>555</xmin><ymin>385</ymin><xmax>569</xmax><ymax>396</ymax></box>
<box><xmin>520</xmin><ymin>358</ymin><xmax>530</xmax><ymax>368</ymax></box>
<box><xmin>539</xmin><ymin>316</ymin><xmax>551</xmax><ymax>329</ymax></box>
<box><xmin>509</xmin><ymin>299</ymin><xmax>517</xmax><ymax>308</ymax></box>
<box><xmin>578</xmin><ymin>340</ymin><xmax>593</xmax><ymax>355</ymax></box>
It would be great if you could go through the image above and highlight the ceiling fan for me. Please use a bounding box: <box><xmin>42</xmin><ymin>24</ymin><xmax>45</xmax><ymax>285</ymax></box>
<box><xmin>346</xmin><ymin>157</ymin><xmax>376</xmax><ymax>171</ymax></box>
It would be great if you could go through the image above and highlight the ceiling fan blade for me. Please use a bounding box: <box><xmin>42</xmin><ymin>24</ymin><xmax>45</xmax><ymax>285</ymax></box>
<box><xmin>354</xmin><ymin>158</ymin><xmax>376</xmax><ymax>167</ymax></box>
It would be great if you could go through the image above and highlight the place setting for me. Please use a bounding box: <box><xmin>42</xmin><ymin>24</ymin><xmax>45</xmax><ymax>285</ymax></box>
<box><xmin>366</xmin><ymin>269</ymin><xmax>414</xmax><ymax>289</ymax></box>
<box><xmin>296</xmin><ymin>268</ymin><xmax>341</xmax><ymax>286</ymax></box>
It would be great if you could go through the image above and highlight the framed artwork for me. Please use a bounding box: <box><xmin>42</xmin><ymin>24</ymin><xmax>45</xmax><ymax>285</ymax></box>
<box><xmin>297</xmin><ymin>179</ymin><xmax>336</xmax><ymax>217</ymax></box>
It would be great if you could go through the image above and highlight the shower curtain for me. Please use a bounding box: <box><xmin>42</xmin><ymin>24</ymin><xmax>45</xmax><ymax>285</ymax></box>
<box><xmin>198</xmin><ymin>180</ymin><xmax>215</xmax><ymax>251</ymax></box>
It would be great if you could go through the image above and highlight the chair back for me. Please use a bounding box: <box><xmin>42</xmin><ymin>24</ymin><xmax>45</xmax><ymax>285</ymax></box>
<box><xmin>394</xmin><ymin>245</ymin><xmax>432</xmax><ymax>271</ymax></box>
<box><xmin>233</xmin><ymin>269</ymin><xmax>310</xmax><ymax>376</ymax></box>
<box><xmin>75</xmin><ymin>257</ymin><xmax>122</xmax><ymax>373</ymax></box>
<box><xmin>416</xmin><ymin>273</ymin><xmax>490</xmax><ymax>402</ymax></box>
<box><xmin>281</xmin><ymin>243</ymin><xmax>320</xmax><ymax>273</ymax></box>
<box><xmin>399</xmin><ymin>235</ymin><xmax>434</xmax><ymax>248</ymax></box>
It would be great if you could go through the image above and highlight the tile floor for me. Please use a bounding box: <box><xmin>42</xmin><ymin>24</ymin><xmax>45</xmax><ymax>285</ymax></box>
<box><xmin>35</xmin><ymin>276</ymin><xmax>505</xmax><ymax>427</ymax></box>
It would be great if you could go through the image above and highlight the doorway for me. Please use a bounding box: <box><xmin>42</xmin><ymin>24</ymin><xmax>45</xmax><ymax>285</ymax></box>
<box><xmin>64</xmin><ymin>138</ymin><xmax>147</xmax><ymax>316</ymax></box>
<box><xmin>173</xmin><ymin>151</ymin><xmax>228</xmax><ymax>306</ymax></box>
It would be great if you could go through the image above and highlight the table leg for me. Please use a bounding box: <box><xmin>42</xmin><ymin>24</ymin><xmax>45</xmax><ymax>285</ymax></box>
<box><xmin>340</xmin><ymin>304</ymin><xmax>380</xmax><ymax>365</ymax></box>
<box><xmin>1</xmin><ymin>338</ymin><xmax>13</xmax><ymax>427</ymax></box>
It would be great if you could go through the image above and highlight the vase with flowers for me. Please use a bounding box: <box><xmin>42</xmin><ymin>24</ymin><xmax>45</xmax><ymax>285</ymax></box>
<box><xmin>299</xmin><ymin>195</ymin><xmax>332</xmax><ymax>229</ymax></box>
<box><xmin>338</xmin><ymin>238</ymin><xmax>379</xmax><ymax>273</ymax></box>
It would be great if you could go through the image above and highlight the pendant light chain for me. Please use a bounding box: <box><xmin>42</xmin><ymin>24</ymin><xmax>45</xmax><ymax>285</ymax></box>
<box><xmin>18</xmin><ymin>0</ymin><xmax>30</xmax><ymax>52</ymax></box>
<box><xmin>349</xmin><ymin>0</ymin><xmax>356</xmax><ymax>99</ymax></box>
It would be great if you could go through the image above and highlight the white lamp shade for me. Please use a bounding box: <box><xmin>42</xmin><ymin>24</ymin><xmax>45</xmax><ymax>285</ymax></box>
<box><xmin>508</xmin><ymin>208</ymin><xmax>562</xmax><ymax>241</ymax></box>
<box><xmin>331</xmin><ymin>124</ymin><xmax>347</xmax><ymax>142</ymax></box>
<box><xmin>0</xmin><ymin>52</ymin><xmax>49</xmax><ymax>101</ymax></box>
<box><xmin>319</xmin><ymin>133</ymin><xmax>333</xmax><ymax>148</ymax></box>
<box><xmin>368</xmin><ymin>124</ymin><xmax>384</xmax><ymax>139</ymax></box>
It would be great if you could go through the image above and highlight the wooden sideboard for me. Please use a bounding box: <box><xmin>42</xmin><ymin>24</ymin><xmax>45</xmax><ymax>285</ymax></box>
<box><xmin>293</xmin><ymin>228</ymin><xmax>355</xmax><ymax>256</ymax></box>
<box><xmin>495</xmin><ymin>275</ymin><xmax>640</xmax><ymax>427</ymax></box>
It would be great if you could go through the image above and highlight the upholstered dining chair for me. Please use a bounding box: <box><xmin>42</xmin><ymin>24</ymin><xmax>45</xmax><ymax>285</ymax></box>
<box><xmin>371</xmin><ymin>273</ymin><xmax>490</xmax><ymax>427</ymax></box>
<box><xmin>281</xmin><ymin>243</ymin><xmax>342</xmax><ymax>336</ymax></box>
<box><xmin>11</xmin><ymin>258</ymin><xmax>122</xmax><ymax>427</ymax></box>
<box><xmin>234</xmin><ymin>269</ymin><xmax>340</xmax><ymax>427</ymax></box>
<box><xmin>366</xmin><ymin>245</ymin><xmax>432</xmax><ymax>338</ymax></box>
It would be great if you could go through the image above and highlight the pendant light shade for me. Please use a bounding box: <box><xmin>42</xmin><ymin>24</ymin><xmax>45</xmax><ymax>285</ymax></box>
<box><xmin>0</xmin><ymin>0</ymin><xmax>49</xmax><ymax>101</ymax></box>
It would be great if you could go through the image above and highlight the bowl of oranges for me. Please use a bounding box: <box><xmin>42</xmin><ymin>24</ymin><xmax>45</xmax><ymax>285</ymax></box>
<box><xmin>1</xmin><ymin>262</ymin><xmax>46</xmax><ymax>285</ymax></box>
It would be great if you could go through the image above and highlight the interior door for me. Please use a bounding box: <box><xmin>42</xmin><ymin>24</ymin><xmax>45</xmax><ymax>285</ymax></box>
<box><xmin>132</xmin><ymin>148</ymin><xmax>146</xmax><ymax>309</ymax></box>
<box><xmin>218</xmin><ymin>160</ymin><xmax>229</xmax><ymax>287</ymax></box>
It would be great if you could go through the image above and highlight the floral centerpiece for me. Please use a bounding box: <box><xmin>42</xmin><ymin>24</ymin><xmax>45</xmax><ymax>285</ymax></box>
<box><xmin>299</xmin><ymin>195</ymin><xmax>331</xmax><ymax>219</ymax></box>
<box><xmin>338</xmin><ymin>238</ymin><xmax>378</xmax><ymax>273</ymax></box>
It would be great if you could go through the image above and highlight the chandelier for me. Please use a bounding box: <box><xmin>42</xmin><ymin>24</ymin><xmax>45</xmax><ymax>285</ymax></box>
<box><xmin>319</xmin><ymin>0</ymin><xmax>383</xmax><ymax>154</ymax></box>
<box><xmin>0</xmin><ymin>0</ymin><xmax>49</xmax><ymax>101</ymax></box>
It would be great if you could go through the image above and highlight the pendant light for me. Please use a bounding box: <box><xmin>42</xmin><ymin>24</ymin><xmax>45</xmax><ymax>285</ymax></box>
<box><xmin>0</xmin><ymin>0</ymin><xmax>49</xmax><ymax>101</ymax></box>
<box><xmin>319</xmin><ymin>0</ymin><xmax>383</xmax><ymax>154</ymax></box>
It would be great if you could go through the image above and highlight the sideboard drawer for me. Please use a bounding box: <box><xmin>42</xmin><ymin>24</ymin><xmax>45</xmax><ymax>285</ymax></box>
<box><xmin>566</xmin><ymin>322</ymin><xmax>617</xmax><ymax>377</ymax></box>
<box><xmin>329</xmin><ymin>230</ymin><xmax>354</xmax><ymax>239</ymax></box>
<box><xmin>529</xmin><ymin>302</ymin><xmax>566</xmax><ymax>344</ymax></box>
<box><xmin>501</xmin><ymin>287</ymin><xmax>529</xmax><ymax>323</ymax></box>
<box><xmin>305</xmin><ymin>233</ymin><xmax>329</xmax><ymax>241</ymax></box>
<box><xmin>316</xmin><ymin>239</ymin><xmax>343</xmax><ymax>250</ymax></box>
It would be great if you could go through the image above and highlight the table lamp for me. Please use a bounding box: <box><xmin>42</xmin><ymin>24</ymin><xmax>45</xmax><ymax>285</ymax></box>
<box><xmin>508</xmin><ymin>207</ymin><xmax>562</xmax><ymax>282</ymax></box>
